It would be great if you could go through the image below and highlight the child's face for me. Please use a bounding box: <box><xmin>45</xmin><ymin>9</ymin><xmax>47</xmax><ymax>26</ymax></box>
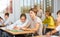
<box><xmin>29</xmin><ymin>11</ymin><xmax>35</xmax><ymax>19</ymax></box>
<box><xmin>4</xmin><ymin>15</ymin><xmax>9</xmax><ymax>19</ymax></box>
<box><xmin>20</xmin><ymin>16</ymin><xmax>26</xmax><ymax>22</ymax></box>
<box><xmin>45</xmin><ymin>12</ymin><xmax>49</xmax><ymax>17</ymax></box>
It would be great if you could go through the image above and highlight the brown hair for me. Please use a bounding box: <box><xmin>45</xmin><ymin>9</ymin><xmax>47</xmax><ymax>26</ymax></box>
<box><xmin>29</xmin><ymin>8</ymin><xmax>37</xmax><ymax>15</ymax></box>
<box><xmin>20</xmin><ymin>13</ymin><xmax>26</xmax><ymax>19</ymax></box>
<box><xmin>45</xmin><ymin>10</ymin><xmax>51</xmax><ymax>16</ymax></box>
<box><xmin>5</xmin><ymin>13</ymin><xmax>9</xmax><ymax>17</ymax></box>
<box><xmin>57</xmin><ymin>10</ymin><xmax>60</xmax><ymax>15</ymax></box>
<box><xmin>34</xmin><ymin>5</ymin><xmax>37</xmax><ymax>9</ymax></box>
<box><xmin>0</xmin><ymin>17</ymin><xmax>3</xmax><ymax>20</ymax></box>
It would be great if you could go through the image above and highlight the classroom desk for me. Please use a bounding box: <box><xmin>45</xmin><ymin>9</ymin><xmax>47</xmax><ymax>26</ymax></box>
<box><xmin>0</xmin><ymin>27</ymin><xmax>35</xmax><ymax>37</ymax></box>
<box><xmin>0</xmin><ymin>25</ymin><xmax>5</xmax><ymax>27</ymax></box>
<box><xmin>34</xmin><ymin>35</ymin><xmax>45</xmax><ymax>37</ymax></box>
<box><xmin>43</xmin><ymin>25</ymin><xmax>56</xmax><ymax>34</ymax></box>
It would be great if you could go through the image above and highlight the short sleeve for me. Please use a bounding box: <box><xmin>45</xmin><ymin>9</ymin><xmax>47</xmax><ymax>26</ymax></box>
<box><xmin>36</xmin><ymin>17</ymin><xmax>42</xmax><ymax>24</ymax></box>
<box><xmin>36</xmin><ymin>17</ymin><xmax>43</xmax><ymax>28</ymax></box>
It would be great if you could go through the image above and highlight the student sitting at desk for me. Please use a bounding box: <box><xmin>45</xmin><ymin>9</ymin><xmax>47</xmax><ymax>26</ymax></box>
<box><xmin>3</xmin><ymin>13</ymin><xmax>28</xmax><ymax>37</ymax></box>
<box><xmin>0</xmin><ymin>13</ymin><xmax>14</xmax><ymax>37</ymax></box>
<box><xmin>3</xmin><ymin>13</ymin><xmax>13</xmax><ymax>26</ymax></box>
<box><xmin>22</xmin><ymin>8</ymin><xmax>43</xmax><ymax>35</ymax></box>
<box><xmin>43</xmin><ymin>11</ymin><xmax>55</xmax><ymax>34</ymax></box>
<box><xmin>46</xmin><ymin>10</ymin><xmax>60</xmax><ymax>37</ymax></box>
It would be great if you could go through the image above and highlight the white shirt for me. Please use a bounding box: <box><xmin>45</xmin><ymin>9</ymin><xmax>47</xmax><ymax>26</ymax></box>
<box><xmin>4</xmin><ymin>17</ymin><xmax>13</xmax><ymax>26</ymax></box>
<box><xmin>7</xmin><ymin>19</ymin><xmax>28</xmax><ymax>30</ymax></box>
<box><xmin>28</xmin><ymin>16</ymin><xmax>43</xmax><ymax>35</ymax></box>
<box><xmin>56</xmin><ymin>25</ymin><xmax>60</xmax><ymax>31</ymax></box>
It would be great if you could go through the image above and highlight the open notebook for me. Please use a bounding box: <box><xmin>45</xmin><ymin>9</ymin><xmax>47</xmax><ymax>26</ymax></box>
<box><xmin>1</xmin><ymin>27</ymin><xmax>23</xmax><ymax>32</ymax></box>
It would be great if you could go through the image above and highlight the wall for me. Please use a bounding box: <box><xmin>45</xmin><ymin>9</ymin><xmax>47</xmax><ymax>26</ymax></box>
<box><xmin>52</xmin><ymin>0</ymin><xmax>60</xmax><ymax>19</ymax></box>
<box><xmin>57</xmin><ymin>0</ymin><xmax>60</xmax><ymax>11</ymax></box>
<box><xmin>13</xmin><ymin>0</ymin><xmax>60</xmax><ymax>21</ymax></box>
<box><xmin>12</xmin><ymin>0</ymin><xmax>21</xmax><ymax>21</ymax></box>
<box><xmin>52</xmin><ymin>0</ymin><xmax>57</xmax><ymax>19</ymax></box>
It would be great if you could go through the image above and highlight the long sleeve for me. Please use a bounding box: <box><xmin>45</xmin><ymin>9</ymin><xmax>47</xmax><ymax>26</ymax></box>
<box><xmin>43</xmin><ymin>18</ymin><xmax>49</xmax><ymax>25</ymax></box>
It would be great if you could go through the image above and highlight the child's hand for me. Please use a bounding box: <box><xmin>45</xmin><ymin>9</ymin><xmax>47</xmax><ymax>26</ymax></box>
<box><xmin>13</xmin><ymin>26</ymin><xmax>18</xmax><ymax>29</ymax></box>
<box><xmin>13</xmin><ymin>26</ymin><xmax>16</xmax><ymax>29</ymax></box>
<box><xmin>46</xmin><ymin>32</ymin><xmax>51</xmax><ymax>37</ymax></box>
<box><xmin>59</xmin><ymin>36</ymin><xmax>60</xmax><ymax>37</ymax></box>
<box><xmin>14</xmin><ymin>27</ymin><xmax>18</xmax><ymax>30</ymax></box>
<box><xmin>0</xmin><ymin>20</ymin><xmax>3</xmax><ymax>23</ymax></box>
<box><xmin>21</xmin><ymin>28</ymin><xmax>27</xmax><ymax>30</ymax></box>
<box><xmin>13</xmin><ymin>26</ymin><xmax>20</xmax><ymax>30</ymax></box>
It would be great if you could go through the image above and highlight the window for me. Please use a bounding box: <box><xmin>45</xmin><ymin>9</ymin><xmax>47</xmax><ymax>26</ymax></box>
<box><xmin>45</xmin><ymin>0</ymin><xmax>54</xmax><ymax>13</ymax></box>
<box><xmin>20</xmin><ymin>0</ymin><xmax>44</xmax><ymax>13</ymax></box>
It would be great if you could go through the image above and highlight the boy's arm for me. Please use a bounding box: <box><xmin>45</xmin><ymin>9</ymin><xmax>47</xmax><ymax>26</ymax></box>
<box><xmin>22</xmin><ymin>23</ymin><xmax>40</xmax><ymax>32</ymax></box>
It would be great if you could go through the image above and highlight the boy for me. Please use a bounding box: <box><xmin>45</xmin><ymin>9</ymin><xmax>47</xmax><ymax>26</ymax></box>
<box><xmin>22</xmin><ymin>8</ymin><xmax>43</xmax><ymax>35</ymax></box>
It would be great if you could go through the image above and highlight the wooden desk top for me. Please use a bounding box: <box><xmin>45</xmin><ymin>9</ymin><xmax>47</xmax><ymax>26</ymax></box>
<box><xmin>0</xmin><ymin>25</ymin><xmax>5</xmax><ymax>27</ymax></box>
<box><xmin>0</xmin><ymin>28</ymin><xmax>35</xmax><ymax>35</ymax></box>
<box><xmin>34</xmin><ymin>35</ymin><xmax>45</xmax><ymax>37</ymax></box>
